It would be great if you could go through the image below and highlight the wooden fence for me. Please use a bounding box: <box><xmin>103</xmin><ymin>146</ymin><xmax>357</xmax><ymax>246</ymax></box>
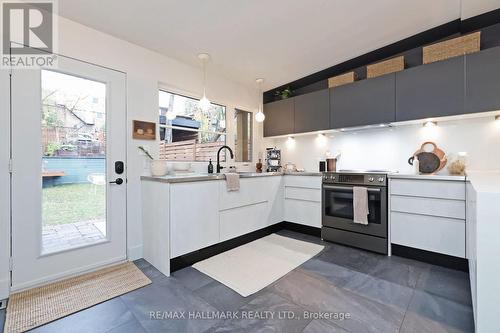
<box><xmin>159</xmin><ymin>140</ymin><xmax>225</xmax><ymax>161</ymax></box>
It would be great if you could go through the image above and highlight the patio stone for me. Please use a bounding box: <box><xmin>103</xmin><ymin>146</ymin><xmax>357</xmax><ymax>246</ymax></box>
<box><xmin>42</xmin><ymin>219</ymin><xmax>106</xmax><ymax>254</ymax></box>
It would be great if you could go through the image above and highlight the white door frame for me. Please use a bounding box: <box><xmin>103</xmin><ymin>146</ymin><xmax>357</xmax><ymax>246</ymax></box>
<box><xmin>10</xmin><ymin>51</ymin><xmax>128</xmax><ymax>291</ymax></box>
<box><xmin>0</xmin><ymin>68</ymin><xmax>11</xmax><ymax>300</ymax></box>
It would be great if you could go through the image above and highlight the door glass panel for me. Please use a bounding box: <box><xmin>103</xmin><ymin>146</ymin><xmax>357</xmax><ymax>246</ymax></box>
<box><xmin>41</xmin><ymin>70</ymin><xmax>107</xmax><ymax>254</ymax></box>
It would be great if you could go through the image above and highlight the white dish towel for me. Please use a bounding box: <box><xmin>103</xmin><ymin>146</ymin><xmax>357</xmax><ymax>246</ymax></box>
<box><xmin>353</xmin><ymin>186</ymin><xmax>369</xmax><ymax>225</ymax></box>
<box><xmin>224</xmin><ymin>173</ymin><xmax>240</xmax><ymax>191</ymax></box>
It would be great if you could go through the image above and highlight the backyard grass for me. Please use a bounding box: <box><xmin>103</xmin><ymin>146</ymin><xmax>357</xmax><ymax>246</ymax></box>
<box><xmin>42</xmin><ymin>183</ymin><xmax>105</xmax><ymax>225</ymax></box>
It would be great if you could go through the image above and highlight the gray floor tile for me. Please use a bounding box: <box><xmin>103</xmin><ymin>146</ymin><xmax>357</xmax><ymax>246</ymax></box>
<box><xmin>301</xmin><ymin>258</ymin><xmax>415</xmax><ymax>312</ymax></box>
<box><xmin>340</xmin><ymin>269</ymin><xmax>414</xmax><ymax>313</ymax></box>
<box><xmin>133</xmin><ymin>258</ymin><xmax>151</xmax><ymax>269</ymax></box>
<box><xmin>105</xmin><ymin>318</ymin><xmax>147</xmax><ymax>333</ymax></box>
<box><xmin>206</xmin><ymin>292</ymin><xmax>311</xmax><ymax>333</ymax></box>
<box><xmin>120</xmin><ymin>278</ymin><xmax>220</xmax><ymax>333</ymax></box>
<box><xmin>276</xmin><ymin>230</ymin><xmax>330</xmax><ymax>248</ymax></box>
<box><xmin>367</xmin><ymin>255</ymin><xmax>427</xmax><ymax>288</ymax></box>
<box><xmin>416</xmin><ymin>265</ymin><xmax>472</xmax><ymax>305</ymax></box>
<box><xmin>299</xmin><ymin>259</ymin><xmax>356</xmax><ymax>288</ymax></box>
<box><xmin>302</xmin><ymin>320</ymin><xmax>349</xmax><ymax>333</ymax></box>
<box><xmin>194</xmin><ymin>281</ymin><xmax>254</xmax><ymax>312</ymax></box>
<box><xmin>31</xmin><ymin>297</ymin><xmax>135</xmax><ymax>333</ymax></box>
<box><xmin>315</xmin><ymin>244</ymin><xmax>380</xmax><ymax>275</ymax></box>
<box><xmin>172</xmin><ymin>267</ymin><xmax>215</xmax><ymax>291</ymax></box>
<box><xmin>133</xmin><ymin>259</ymin><xmax>165</xmax><ymax>281</ymax></box>
<box><xmin>401</xmin><ymin>290</ymin><xmax>474</xmax><ymax>333</ymax></box>
<box><xmin>271</xmin><ymin>270</ymin><xmax>404</xmax><ymax>333</ymax></box>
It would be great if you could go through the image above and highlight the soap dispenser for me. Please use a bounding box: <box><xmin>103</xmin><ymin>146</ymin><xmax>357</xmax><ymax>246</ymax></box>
<box><xmin>208</xmin><ymin>159</ymin><xmax>214</xmax><ymax>174</ymax></box>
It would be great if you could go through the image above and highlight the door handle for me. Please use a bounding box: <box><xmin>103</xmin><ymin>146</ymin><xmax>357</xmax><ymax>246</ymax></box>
<box><xmin>109</xmin><ymin>178</ymin><xmax>123</xmax><ymax>185</ymax></box>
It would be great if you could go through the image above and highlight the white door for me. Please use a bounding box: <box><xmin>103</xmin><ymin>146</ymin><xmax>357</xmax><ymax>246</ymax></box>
<box><xmin>10</xmin><ymin>52</ymin><xmax>127</xmax><ymax>291</ymax></box>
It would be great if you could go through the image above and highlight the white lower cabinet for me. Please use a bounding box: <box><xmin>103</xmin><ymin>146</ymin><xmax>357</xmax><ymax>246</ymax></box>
<box><xmin>170</xmin><ymin>181</ymin><xmax>219</xmax><ymax>258</ymax></box>
<box><xmin>389</xmin><ymin>178</ymin><xmax>466</xmax><ymax>258</ymax></box>
<box><xmin>284</xmin><ymin>176</ymin><xmax>322</xmax><ymax>228</ymax></box>
<box><xmin>147</xmin><ymin>175</ymin><xmax>318</xmax><ymax>262</ymax></box>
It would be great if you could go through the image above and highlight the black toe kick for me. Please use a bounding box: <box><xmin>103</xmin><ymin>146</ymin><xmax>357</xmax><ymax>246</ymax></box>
<box><xmin>391</xmin><ymin>244</ymin><xmax>469</xmax><ymax>272</ymax></box>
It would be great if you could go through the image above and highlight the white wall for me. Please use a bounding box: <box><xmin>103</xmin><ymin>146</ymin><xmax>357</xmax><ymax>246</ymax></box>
<box><xmin>0</xmin><ymin>16</ymin><xmax>261</xmax><ymax>298</ymax></box>
<box><xmin>264</xmin><ymin>116</ymin><xmax>500</xmax><ymax>174</ymax></box>
<box><xmin>461</xmin><ymin>0</ymin><xmax>500</xmax><ymax>19</ymax></box>
<box><xmin>55</xmin><ymin>17</ymin><xmax>262</xmax><ymax>259</ymax></box>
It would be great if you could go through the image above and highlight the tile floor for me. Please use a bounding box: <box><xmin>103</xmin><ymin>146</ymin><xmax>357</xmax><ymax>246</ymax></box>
<box><xmin>0</xmin><ymin>230</ymin><xmax>474</xmax><ymax>333</ymax></box>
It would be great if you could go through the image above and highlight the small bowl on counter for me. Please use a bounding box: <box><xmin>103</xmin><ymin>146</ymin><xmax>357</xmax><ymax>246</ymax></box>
<box><xmin>172</xmin><ymin>162</ymin><xmax>192</xmax><ymax>172</ymax></box>
<box><xmin>150</xmin><ymin>160</ymin><xmax>168</xmax><ymax>177</ymax></box>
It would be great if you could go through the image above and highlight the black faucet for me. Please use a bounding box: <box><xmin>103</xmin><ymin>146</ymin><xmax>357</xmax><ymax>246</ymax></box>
<box><xmin>216</xmin><ymin>145</ymin><xmax>234</xmax><ymax>173</ymax></box>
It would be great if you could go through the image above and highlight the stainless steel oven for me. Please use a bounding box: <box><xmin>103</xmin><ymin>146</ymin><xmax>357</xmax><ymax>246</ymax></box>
<box><xmin>321</xmin><ymin>172</ymin><xmax>388</xmax><ymax>254</ymax></box>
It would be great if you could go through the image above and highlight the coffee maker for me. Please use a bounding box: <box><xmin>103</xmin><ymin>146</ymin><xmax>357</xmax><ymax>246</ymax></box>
<box><xmin>266</xmin><ymin>148</ymin><xmax>281</xmax><ymax>172</ymax></box>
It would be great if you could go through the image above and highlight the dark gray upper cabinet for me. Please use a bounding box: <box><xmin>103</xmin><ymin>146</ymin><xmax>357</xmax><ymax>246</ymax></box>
<box><xmin>263</xmin><ymin>98</ymin><xmax>294</xmax><ymax>137</ymax></box>
<box><xmin>465</xmin><ymin>46</ymin><xmax>500</xmax><ymax>114</ymax></box>
<box><xmin>330</xmin><ymin>74</ymin><xmax>396</xmax><ymax>129</ymax></box>
<box><xmin>294</xmin><ymin>89</ymin><xmax>330</xmax><ymax>133</ymax></box>
<box><xmin>396</xmin><ymin>56</ymin><xmax>465</xmax><ymax>121</ymax></box>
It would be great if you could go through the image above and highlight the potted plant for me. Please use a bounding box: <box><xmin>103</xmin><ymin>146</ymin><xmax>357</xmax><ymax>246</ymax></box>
<box><xmin>275</xmin><ymin>86</ymin><xmax>293</xmax><ymax>100</ymax></box>
<box><xmin>138</xmin><ymin>146</ymin><xmax>168</xmax><ymax>177</ymax></box>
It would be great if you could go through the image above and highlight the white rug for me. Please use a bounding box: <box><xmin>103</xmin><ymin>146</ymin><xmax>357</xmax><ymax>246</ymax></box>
<box><xmin>192</xmin><ymin>234</ymin><xmax>324</xmax><ymax>297</ymax></box>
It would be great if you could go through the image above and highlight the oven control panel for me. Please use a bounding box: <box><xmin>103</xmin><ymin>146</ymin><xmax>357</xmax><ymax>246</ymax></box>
<box><xmin>323</xmin><ymin>172</ymin><xmax>387</xmax><ymax>186</ymax></box>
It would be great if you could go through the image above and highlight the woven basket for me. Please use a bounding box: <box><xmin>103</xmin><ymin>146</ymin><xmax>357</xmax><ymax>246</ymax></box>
<box><xmin>423</xmin><ymin>31</ymin><xmax>481</xmax><ymax>64</ymax></box>
<box><xmin>367</xmin><ymin>56</ymin><xmax>405</xmax><ymax>79</ymax></box>
<box><xmin>328</xmin><ymin>71</ymin><xmax>357</xmax><ymax>88</ymax></box>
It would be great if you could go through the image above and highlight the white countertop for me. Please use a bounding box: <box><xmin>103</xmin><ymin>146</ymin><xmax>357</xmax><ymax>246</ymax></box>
<box><xmin>388</xmin><ymin>173</ymin><xmax>466</xmax><ymax>181</ymax></box>
<box><xmin>141</xmin><ymin>171</ymin><xmax>322</xmax><ymax>183</ymax></box>
<box><xmin>466</xmin><ymin>171</ymin><xmax>500</xmax><ymax>194</ymax></box>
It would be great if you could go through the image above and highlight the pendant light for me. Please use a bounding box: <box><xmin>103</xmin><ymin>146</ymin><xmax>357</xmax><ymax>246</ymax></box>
<box><xmin>255</xmin><ymin>78</ymin><xmax>265</xmax><ymax>122</ymax></box>
<box><xmin>198</xmin><ymin>53</ymin><xmax>211</xmax><ymax>112</ymax></box>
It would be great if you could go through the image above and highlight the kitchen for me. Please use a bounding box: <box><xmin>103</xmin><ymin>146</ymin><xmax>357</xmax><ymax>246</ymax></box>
<box><xmin>1</xmin><ymin>1</ymin><xmax>500</xmax><ymax>333</ymax></box>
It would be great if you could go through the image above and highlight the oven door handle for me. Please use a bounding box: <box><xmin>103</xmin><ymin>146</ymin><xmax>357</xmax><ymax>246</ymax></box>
<box><xmin>323</xmin><ymin>185</ymin><xmax>381</xmax><ymax>192</ymax></box>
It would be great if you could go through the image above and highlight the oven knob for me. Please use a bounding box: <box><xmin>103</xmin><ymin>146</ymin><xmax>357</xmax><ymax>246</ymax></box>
<box><xmin>368</xmin><ymin>177</ymin><xmax>374</xmax><ymax>182</ymax></box>
<box><xmin>378</xmin><ymin>177</ymin><xmax>385</xmax><ymax>182</ymax></box>
<box><xmin>323</xmin><ymin>175</ymin><xmax>328</xmax><ymax>180</ymax></box>
<box><xmin>331</xmin><ymin>176</ymin><xmax>336</xmax><ymax>181</ymax></box>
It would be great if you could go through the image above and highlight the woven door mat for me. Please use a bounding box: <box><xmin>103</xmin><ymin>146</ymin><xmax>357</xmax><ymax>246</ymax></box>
<box><xmin>4</xmin><ymin>262</ymin><xmax>151</xmax><ymax>332</ymax></box>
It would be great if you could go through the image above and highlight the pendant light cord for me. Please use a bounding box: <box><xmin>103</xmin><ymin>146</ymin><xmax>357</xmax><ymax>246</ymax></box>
<box><xmin>202</xmin><ymin>59</ymin><xmax>207</xmax><ymax>96</ymax></box>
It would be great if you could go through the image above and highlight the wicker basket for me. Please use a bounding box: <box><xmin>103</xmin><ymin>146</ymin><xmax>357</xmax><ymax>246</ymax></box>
<box><xmin>367</xmin><ymin>56</ymin><xmax>405</xmax><ymax>79</ymax></box>
<box><xmin>423</xmin><ymin>31</ymin><xmax>481</xmax><ymax>64</ymax></box>
<box><xmin>328</xmin><ymin>71</ymin><xmax>357</xmax><ymax>88</ymax></box>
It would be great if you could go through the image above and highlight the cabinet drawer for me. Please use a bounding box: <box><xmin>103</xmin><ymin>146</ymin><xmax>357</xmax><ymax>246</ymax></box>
<box><xmin>284</xmin><ymin>199</ymin><xmax>321</xmax><ymax>228</ymax></box>
<box><xmin>284</xmin><ymin>176</ymin><xmax>321</xmax><ymax>189</ymax></box>
<box><xmin>285</xmin><ymin>187</ymin><xmax>321</xmax><ymax>202</ymax></box>
<box><xmin>220</xmin><ymin>202</ymin><xmax>268</xmax><ymax>242</ymax></box>
<box><xmin>391</xmin><ymin>195</ymin><xmax>465</xmax><ymax>219</ymax></box>
<box><xmin>391</xmin><ymin>212</ymin><xmax>465</xmax><ymax>257</ymax></box>
<box><xmin>219</xmin><ymin>177</ymin><xmax>268</xmax><ymax>210</ymax></box>
<box><xmin>390</xmin><ymin>179</ymin><xmax>465</xmax><ymax>200</ymax></box>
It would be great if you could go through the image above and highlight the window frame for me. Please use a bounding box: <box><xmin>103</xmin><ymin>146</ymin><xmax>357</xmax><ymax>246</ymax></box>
<box><xmin>158</xmin><ymin>89</ymin><xmax>227</xmax><ymax>162</ymax></box>
<box><xmin>233</xmin><ymin>108</ymin><xmax>253</xmax><ymax>163</ymax></box>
